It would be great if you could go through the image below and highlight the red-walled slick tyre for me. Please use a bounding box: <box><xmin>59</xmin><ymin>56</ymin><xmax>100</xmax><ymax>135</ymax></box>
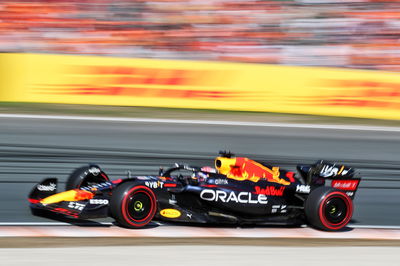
<box><xmin>305</xmin><ymin>186</ymin><xmax>353</xmax><ymax>231</ymax></box>
<box><xmin>110</xmin><ymin>182</ymin><xmax>157</xmax><ymax>228</ymax></box>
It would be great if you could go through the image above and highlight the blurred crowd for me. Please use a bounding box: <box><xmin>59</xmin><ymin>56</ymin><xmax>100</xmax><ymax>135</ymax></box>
<box><xmin>1</xmin><ymin>0</ymin><xmax>400</xmax><ymax>71</ymax></box>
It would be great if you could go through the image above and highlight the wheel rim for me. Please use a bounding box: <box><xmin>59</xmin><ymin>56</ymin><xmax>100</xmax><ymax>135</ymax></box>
<box><xmin>323</xmin><ymin>196</ymin><xmax>347</xmax><ymax>224</ymax></box>
<box><xmin>126</xmin><ymin>191</ymin><xmax>152</xmax><ymax>221</ymax></box>
<box><xmin>134</xmin><ymin>201</ymin><xmax>143</xmax><ymax>212</ymax></box>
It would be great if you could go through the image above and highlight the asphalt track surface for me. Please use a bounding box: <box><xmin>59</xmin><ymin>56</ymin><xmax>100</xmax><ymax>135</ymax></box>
<box><xmin>1</xmin><ymin>116</ymin><xmax>400</xmax><ymax>226</ymax></box>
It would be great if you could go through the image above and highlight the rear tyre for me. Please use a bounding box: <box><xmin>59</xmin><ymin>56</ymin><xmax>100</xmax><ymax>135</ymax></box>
<box><xmin>305</xmin><ymin>186</ymin><xmax>353</xmax><ymax>231</ymax></box>
<box><xmin>65</xmin><ymin>165</ymin><xmax>109</xmax><ymax>190</ymax></box>
<box><xmin>110</xmin><ymin>182</ymin><xmax>157</xmax><ymax>228</ymax></box>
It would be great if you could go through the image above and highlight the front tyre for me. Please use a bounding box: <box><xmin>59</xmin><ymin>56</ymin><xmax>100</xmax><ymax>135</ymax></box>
<box><xmin>66</xmin><ymin>165</ymin><xmax>109</xmax><ymax>190</ymax></box>
<box><xmin>305</xmin><ymin>186</ymin><xmax>353</xmax><ymax>231</ymax></box>
<box><xmin>110</xmin><ymin>182</ymin><xmax>157</xmax><ymax>228</ymax></box>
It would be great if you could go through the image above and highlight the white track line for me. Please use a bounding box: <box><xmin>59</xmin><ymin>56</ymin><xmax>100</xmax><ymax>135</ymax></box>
<box><xmin>348</xmin><ymin>225</ymin><xmax>400</xmax><ymax>229</ymax></box>
<box><xmin>0</xmin><ymin>222</ymin><xmax>399</xmax><ymax>230</ymax></box>
<box><xmin>1</xmin><ymin>223</ymin><xmax>400</xmax><ymax>239</ymax></box>
<box><xmin>0</xmin><ymin>113</ymin><xmax>399</xmax><ymax>132</ymax></box>
<box><xmin>0</xmin><ymin>225</ymin><xmax>400</xmax><ymax>239</ymax></box>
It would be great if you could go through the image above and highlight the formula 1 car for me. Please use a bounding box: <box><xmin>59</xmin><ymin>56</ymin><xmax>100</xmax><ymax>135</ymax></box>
<box><xmin>28</xmin><ymin>152</ymin><xmax>361</xmax><ymax>231</ymax></box>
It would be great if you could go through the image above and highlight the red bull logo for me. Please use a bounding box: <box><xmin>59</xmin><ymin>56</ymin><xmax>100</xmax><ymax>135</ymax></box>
<box><xmin>254</xmin><ymin>186</ymin><xmax>285</xmax><ymax>196</ymax></box>
<box><xmin>215</xmin><ymin>157</ymin><xmax>290</xmax><ymax>185</ymax></box>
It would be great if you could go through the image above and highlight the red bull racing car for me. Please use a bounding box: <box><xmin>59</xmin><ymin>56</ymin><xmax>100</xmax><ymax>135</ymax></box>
<box><xmin>28</xmin><ymin>152</ymin><xmax>361</xmax><ymax>231</ymax></box>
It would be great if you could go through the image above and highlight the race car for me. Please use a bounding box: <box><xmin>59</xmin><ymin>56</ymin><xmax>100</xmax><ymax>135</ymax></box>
<box><xmin>28</xmin><ymin>152</ymin><xmax>361</xmax><ymax>231</ymax></box>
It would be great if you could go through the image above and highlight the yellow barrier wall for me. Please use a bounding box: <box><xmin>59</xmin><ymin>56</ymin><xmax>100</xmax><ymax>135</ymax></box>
<box><xmin>1</xmin><ymin>53</ymin><xmax>400</xmax><ymax>120</ymax></box>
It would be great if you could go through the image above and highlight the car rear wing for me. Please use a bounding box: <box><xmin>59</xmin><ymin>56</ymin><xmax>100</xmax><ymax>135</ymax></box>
<box><xmin>297</xmin><ymin>161</ymin><xmax>361</xmax><ymax>199</ymax></box>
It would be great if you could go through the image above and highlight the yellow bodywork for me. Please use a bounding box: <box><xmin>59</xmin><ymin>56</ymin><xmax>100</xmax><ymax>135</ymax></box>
<box><xmin>215</xmin><ymin>156</ymin><xmax>290</xmax><ymax>185</ymax></box>
<box><xmin>40</xmin><ymin>189</ymin><xmax>94</xmax><ymax>205</ymax></box>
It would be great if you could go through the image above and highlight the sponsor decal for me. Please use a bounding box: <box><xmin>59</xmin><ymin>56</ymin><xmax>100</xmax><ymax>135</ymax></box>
<box><xmin>200</xmin><ymin>189</ymin><xmax>268</xmax><ymax>204</ymax></box>
<box><xmin>186</xmin><ymin>213</ymin><xmax>193</xmax><ymax>219</ymax></box>
<box><xmin>145</xmin><ymin>181</ymin><xmax>164</xmax><ymax>189</ymax></box>
<box><xmin>254</xmin><ymin>186</ymin><xmax>285</xmax><ymax>196</ymax></box>
<box><xmin>67</xmin><ymin>202</ymin><xmax>85</xmax><ymax>211</ymax></box>
<box><xmin>43</xmin><ymin>66</ymin><xmax>237</xmax><ymax>100</ymax></box>
<box><xmin>37</xmin><ymin>183</ymin><xmax>56</xmax><ymax>192</ymax></box>
<box><xmin>214</xmin><ymin>179</ymin><xmax>228</xmax><ymax>185</ymax></box>
<box><xmin>332</xmin><ymin>180</ymin><xmax>359</xmax><ymax>191</ymax></box>
<box><xmin>89</xmin><ymin>199</ymin><xmax>109</xmax><ymax>205</ymax></box>
<box><xmin>160</xmin><ymin>208</ymin><xmax>181</xmax><ymax>218</ymax></box>
<box><xmin>319</xmin><ymin>165</ymin><xmax>349</xmax><ymax>177</ymax></box>
<box><xmin>296</xmin><ymin>185</ymin><xmax>311</xmax><ymax>193</ymax></box>
<box><xmin>272</xmin><ymin>205</ymin><xmax>287</xmax><ymax>214</ymax></box>
<box><xmin>321</xmin><ymin>79</ymin><xmax>400</xmax><ymax>109</ymax></box>
<box><xmin>88</xmin><ymin>167</ymin><xmax>101</xmax><ymax>176</ymax></box>
<box><xmin>53</xmin><ymin>207</ymin><xmax>79</xmax><ymax>218</ymax></box>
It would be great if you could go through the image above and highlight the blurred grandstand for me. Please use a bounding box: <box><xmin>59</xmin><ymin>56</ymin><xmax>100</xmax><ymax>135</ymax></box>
<box><xmin>0</xmin><ymin>0</ymin><xmax>399</xmax><ymax>71</ymax></box>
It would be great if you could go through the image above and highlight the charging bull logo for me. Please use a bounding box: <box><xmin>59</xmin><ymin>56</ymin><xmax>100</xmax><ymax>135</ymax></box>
<box><xmin>215</xmin><ymin>157</ymin><xmax>290</xmax><ymax>185</ymax></box>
